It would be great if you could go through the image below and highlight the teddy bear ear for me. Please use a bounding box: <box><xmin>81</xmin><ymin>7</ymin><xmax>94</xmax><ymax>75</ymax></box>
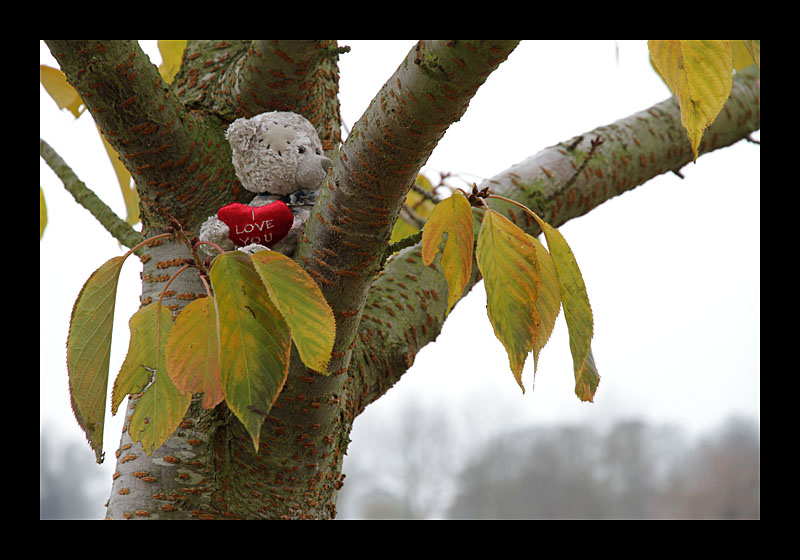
<box><xmin>226</xmin><ymin>118</ymin><xmax>260</xmax><ymax>152</ymax></box>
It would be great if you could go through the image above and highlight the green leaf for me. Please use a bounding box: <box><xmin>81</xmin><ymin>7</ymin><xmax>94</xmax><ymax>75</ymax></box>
<box><xmin>67</xmin><ymin>255</ymin><xmax>126</xmax><ymax>463</ymax></box>
<box><xmin>476</xmin><ymin>210</ymin><xmax>542</xmax><ymax>392</ymax></box>
<box><xmin>421</xmin><ymin>192</ymin><xmax>474</xmax><ymax>314</ymax></box>
<box><xmin>113</xmin><ymin>302</ymin><xmax>190</xmax><ymax>454</ymax></box>
<box><xmin>648</xmin><ymin>40</ymin><xmax>733</xmax><ymax>160</ymax></box>
<box><xmin>165</xmin><ymin>296</ymin><xmax>223</xmax><ymax>409</ymax></box>
<box><xmin>528</xmin><ymin>235</ymin><xmax>561</xmax><ymax>372</ymax></box>
<box><xmin>529</xmin><ymin>215</ymin><xmax>599</xmax><ymax>402</ymax></box>
<box><xmin>129</xmin><ymin>363</ymin><xmax>191</xmax><ymax>456</ymax></box>
<box><xmin>250</xmin><ymin>251</ymin><xmax>336</xmax><ymax>373</ymax></box>
<box><xmin>112</xmin><ymin>303</ymin><xmax>170</xmax><ymax>415</ymax></box>
<box><xmin>210</xmin><ymin>252</ymin><xmax>291</xmax><ymax>451</ymax></box>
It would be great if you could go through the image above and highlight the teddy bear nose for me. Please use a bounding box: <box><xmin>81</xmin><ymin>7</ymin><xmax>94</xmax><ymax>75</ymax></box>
<box><xmin>320</xmin><ymin>157</ymin><xmax>332</xmax><ymax>172</ymax></box>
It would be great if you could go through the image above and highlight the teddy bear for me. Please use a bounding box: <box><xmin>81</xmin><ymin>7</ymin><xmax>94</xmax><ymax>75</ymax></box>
<box><xmin>198</xmin><ymin>111</ymin><xmax>332</xmax><ymax>257</ymax></box>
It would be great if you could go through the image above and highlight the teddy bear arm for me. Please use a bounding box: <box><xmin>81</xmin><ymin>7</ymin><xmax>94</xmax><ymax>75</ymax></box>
<box><xmin>199</xmin><ymin>215</ymin><xmax>235</xmax><ymax>252</ymax></box>
<box><xmin>270</xmin><ymin>209</ymin><xmax>310</xmax><ymax>256</ymax></box>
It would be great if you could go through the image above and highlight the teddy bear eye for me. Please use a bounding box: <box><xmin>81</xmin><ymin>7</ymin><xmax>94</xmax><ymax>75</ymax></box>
<box><xmin>298</xmin><ymin>146</ymin><xmax>306</xmax><ymax>154</ymax></box>
<box><xmin>316</xmin><ymin>148</ymin><xmax>322</xmax><ymax>155</ymax></box>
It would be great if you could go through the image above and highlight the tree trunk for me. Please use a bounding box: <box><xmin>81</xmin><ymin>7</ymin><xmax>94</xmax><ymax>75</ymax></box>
<box><xmin>45</xmin><ymin>40</ymin><xmax>759</xmax><ymax>519</ymax></box>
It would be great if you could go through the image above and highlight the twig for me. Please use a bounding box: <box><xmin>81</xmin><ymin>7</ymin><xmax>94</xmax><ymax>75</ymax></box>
<box><xmin>410</xmin><ymin>181</ymin><xmax>443</xmax><ymax>204</ymax></box>
<box><xmin>566</xmin><ymin>135</ymin><xmax>584</xmax><ymax>151</ymax></box>
<box><xmin>487</xmin><ymin>193</ymin><xmax>534</xmax><ymax>217</ymax></box>
<box><xmin>40</xmin><ymin>138</ymin><xmax>144</xmax><ymax>250</ymax></box>
<box><xmin>399</xmin><ymin>204</ymin><xmax>426</xmax><ymax>230</ymax></box>
<box><xmin>380</xmin><ymin>229</ymin><xmax>423</xmax><ymax>270</ymax></box>
<box><xmin>562</xmin><ymin>135</ymin><xmax>605</xmax><ymax>192</ymax></box>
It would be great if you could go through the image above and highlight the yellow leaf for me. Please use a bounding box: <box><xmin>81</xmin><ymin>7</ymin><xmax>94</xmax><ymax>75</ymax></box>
<box><xmin>40</xmin><ymin>186</ymin><xmax>47</xmax><ymax>239</ymax></box>
<box><xmin>529</xmin><ymin>214</ymin><xmax>599</xmax><ymax>402</ymax></box>
<box><xmin>390</xmin><ymin>214</ymin><xmax>417</xmax><ymax>244</ymax></box>
<box><xmin>743</xmin><ymin>40</ymin><xmax>760</xmax><ymax>70</ymax></box>
<box><xmin>390</xmin><ymin>174</ymin><xmax>437</xmax><ymax>244</ymax></box>
<box><xmin>732</xmin><ymin>40</ymin><xmax>755</xmax><ymax>71</ymax></box>
<box><xmin>67</xmin><ymin>256</ymin><xmax>126</xmax><ymax>463</ymax></box>
<box><xmin>422</xmin><ymin>193</ymin><xmax>474</xmax><ymax>314</ymax></box>
<box><xmin>165</xmin><ymin>296</ymin><xmax>223</xmax><ymax>409</ymax></box>
<box><xmin>476</xmin><ymin>210</ymin><xmax>542</xmax><ymax>392</ymax></box>
<box><xmin>414</xmin><ymin>173</ymin><xmax>434</xmax><ymax>196</ymax></box>
<box><xmin>158</xmin><ymin>40</ymin><xmax>187</xmax><ymax>84</ymax></box>
<box><xmin>648</xmin><ymin>40</ymin><xmax>733</xmax><ymax>160</ymax></box>
<box><xmin>528</xmin><ymin>235</ymin><xmax>561</xmax><ymax>372</ymax></box>
<box><xmin>210</xmin><ymin>252</ymin><xmax>291</xmax><ymax>451</ymax></box>
<box><xmin>251</xmin><ymin>250</ymin><xmax>336</xmax><ymax>373</ymax></box>
<box><xmin>39</xmin><ymin>65</ymin><xmax>84</xmax><ymax>118</ymax></box>
<box><xmin>96</xmin><ymin>124</ymin><xmax>139</xmax><ymax>226</ymax></box>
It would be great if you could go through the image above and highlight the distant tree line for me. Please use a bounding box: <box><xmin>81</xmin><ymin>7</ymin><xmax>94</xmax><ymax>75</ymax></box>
<box><xmin>41</xmin><ymin>412</ymin><xmax>758</xmax><ymax>520</ymax></box>
<box><xmin>336</xmin><ymin>411</ymin><xmax>759</xmax><ymax>520</ymax></box>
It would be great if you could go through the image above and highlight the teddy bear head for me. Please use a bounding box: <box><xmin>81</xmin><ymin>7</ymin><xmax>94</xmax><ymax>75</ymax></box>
<box><xmin>225</xmin><ymin>111</ymin><xmax>332</xmax><ymax>196</ymax></box>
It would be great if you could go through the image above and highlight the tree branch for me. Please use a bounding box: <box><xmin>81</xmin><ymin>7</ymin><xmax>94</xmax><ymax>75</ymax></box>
<box><xmin>40</xmin><ymin>138</ymin><xmax>144</xmax><ymax>249</ymax></box>
<box><xmin>297</xmin><ymin>40</ymin><xmax>520</xmax><ymax>376</ymax></box>
<box><xmin>486</xmin><ymin>65</ymin><xmax>760</xmax><ymax>233</ymax></box>
<box><xmin>45</xmin><ymin>40</ymin><xmax>234</xmax><ymax>234</ymax></box>
<box><xmin>175</xmin><ymin>40</ymin><xmax>345</xmax><ymax>155</ymax></box>
<box><xmin>349</xmin><ymin>64</ymin><xmax>761</xmax><ymax>415</ymax></box>
<box><xmin>242</xmin><ymin>40</ymin><xmax>344</xmax><ymax>150</ymax></box>
<box><xmin>45</xmin><ymin>40</ymin><xmax>353</xmax><ymax>520</ymax></box>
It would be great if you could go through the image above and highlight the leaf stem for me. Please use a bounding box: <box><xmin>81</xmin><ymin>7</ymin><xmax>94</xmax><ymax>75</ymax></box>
<box><xmin>194</xmin><ymin>240</ymin><xmax>226</xmax><ymax>258</ymax></box>
<box><xmin>486</xmin><ymin>193</ymin><xmax>540</xmax><ymax>221</ymax></box>
<box><xmin>122</xmin><ymin>233</ymin><xmax>175</xmax><ymax>258</ymax></box>
<box><xmin>157</xmin><ymin>264</ymin><xmax>196</xmax><ymax>309</ymax></box>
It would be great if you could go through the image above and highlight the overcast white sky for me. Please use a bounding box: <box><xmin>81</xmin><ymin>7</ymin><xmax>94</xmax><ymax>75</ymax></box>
<box><xmin>40</xmin><ymin>41</ymin><xmax>760</xmax><ymax>511</ymax></box>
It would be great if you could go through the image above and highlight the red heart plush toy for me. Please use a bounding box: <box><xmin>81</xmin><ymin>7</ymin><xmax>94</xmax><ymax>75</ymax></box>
<box><xmin>217</xmin><ymin>201</ymin><xmax>293</xmax><ymax>248</ymax></box>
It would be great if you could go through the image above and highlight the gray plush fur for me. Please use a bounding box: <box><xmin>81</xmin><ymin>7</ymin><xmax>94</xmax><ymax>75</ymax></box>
<box><xmin>198</xmin><ymin>111</ymin><xmax>332</xmax><ymax>257</ymax></box>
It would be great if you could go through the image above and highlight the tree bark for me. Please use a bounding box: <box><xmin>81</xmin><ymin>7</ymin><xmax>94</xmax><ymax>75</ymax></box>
<box><xmin>349</xmin><ymin>65</ymin><xmax>760</xmax><ymax>413</ymax></box>
<box><xmin>44</xmin><ymin>40</ymin><xmax>759</xmax><ymax>519</ymax></box>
